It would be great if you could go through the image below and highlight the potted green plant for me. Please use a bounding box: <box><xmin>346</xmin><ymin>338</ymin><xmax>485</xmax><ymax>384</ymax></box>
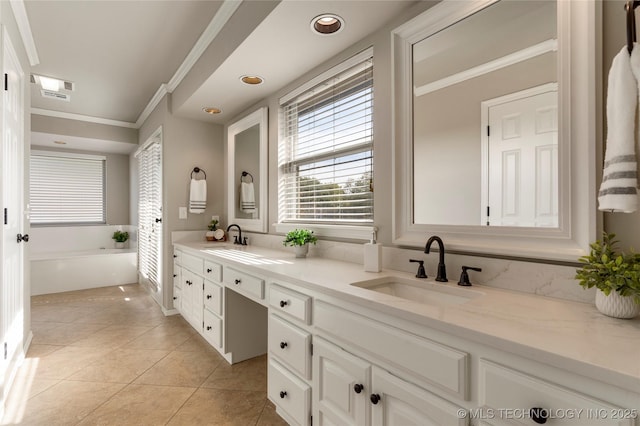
<box><xmin>575</xmin><ymin>233</ymin><xmax>640</xmax><ymax>319</ymax></box>
<box><xmin>112</xmin><ymin>230</ymin><xmax>129</xmax><ymax>249</ymax></box>
<box><xmin>206</xmin><ymin>219</ymin><xmax>219</xmax><ymax>241</ymax></box>
<box><xmin>283</xmin><ymin>229</ymin><xmax>318</xmax><ymax>258</ymax></box>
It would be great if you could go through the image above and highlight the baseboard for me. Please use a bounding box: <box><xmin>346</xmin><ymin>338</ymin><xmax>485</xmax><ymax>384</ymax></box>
<box><xmin>162</xmin><ymin>307</ymin><xmax>179</xmax><ymax>316</ymax></box>
<box><xmin>23</xmin><ymin>331</ymin><xmax>33</xmax><ymax>355</ymax></box>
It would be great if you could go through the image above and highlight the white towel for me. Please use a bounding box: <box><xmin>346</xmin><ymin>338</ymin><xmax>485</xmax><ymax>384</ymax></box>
<box><xmin>189</xmin><ymin>179</ymin><xmax>207</xmax><ymax>214</ymax></box>
<box><xmin>599</xmin><ymin>45</ymin><xmax>639</xmax><ymax>213</ymax></box>
<box><xmin>240</xmin><ymin>182</ymin><xmax>256</xmax><ymax>213</ymax></box>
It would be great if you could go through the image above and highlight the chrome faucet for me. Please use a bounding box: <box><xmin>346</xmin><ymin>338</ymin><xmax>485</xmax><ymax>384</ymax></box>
<box><xmin>424</xmin><ymin>235</ymin><xmax>447</xmax><ymax>282</ymax></box>
<box><xmin>226</xmin><ymin>224</ymin><xmax>246</xmax><ymax>245</ymax></box>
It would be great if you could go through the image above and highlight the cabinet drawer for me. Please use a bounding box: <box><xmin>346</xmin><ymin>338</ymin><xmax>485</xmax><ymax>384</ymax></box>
<box><xmin>225</xmin><ymin>267</ymin><xmax>264</xmax><ymax>300</ymax></box>
<box><xmin>204</xmin><ymin>280</ymin><xmax>223</xmax><ymax>316</ymax></box>
<box><xmin>479</xmin><ymin>360</ymin><xmax>635</xmax><ymax>426</ymax></box>
<box><xmin>173</xmin><ymin>249</ymin><xmax>182</xmax><ymax>264</ymax></box>
<box><xmin>182</xmin><ymin>252</ymin><xmax>203</xmax><ymax>274</ymax></box>
<box><xmin>314</xmin><ymin>300</ymin><xmax>469</xmax><ymax>400</ymax></box>
<box><xmin>270</xmin><ymin>284</ymin><xmax>311</xmax><ymax>324</ymax></box>
<box><xmin>268</xmin><ymin>358</ymin><xmax>311</xmax><ymax>426</ymax></box>
<box><xmin>203</xmin><ymin>309</ymin><xmax>222</xmax><ymax>350</ymax></box>
<box><xmin>204</xmin><ymin>260</ymin><xmax>222</xmax><ymax>282</ymax></box>
<box><xmin>269</xmin><ymin>314</ymin><xmax>311</xmax><ymax>379</ymax></box>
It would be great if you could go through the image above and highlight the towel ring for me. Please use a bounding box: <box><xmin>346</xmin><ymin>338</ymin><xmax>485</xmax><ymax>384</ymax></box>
<box><xmin>241</xmin><ymin>171</ymin><xmax>254</xmax><ymax>183</ymax></box>
<box><xmin>191</xmin><ymin>167</ymin><xmax>206</xmax><ymax>180</ymax></box>
<box><xmin>626</xmin><ymin>1</ymin><xmax>640</xmax><ymax>54</ymax></box>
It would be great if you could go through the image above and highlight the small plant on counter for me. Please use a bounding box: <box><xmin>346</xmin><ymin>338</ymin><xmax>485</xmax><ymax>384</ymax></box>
<box><xmin>283</xmin><ymin>229</ymin><xmax>318</xmax><ymax>247</ymax></box>
<box><xmin>112</xmin><ymin>230</ymin><xmax>129</xmax><ymax>243</ymax></box>
<box><xmin>208</xmin><ymin>219</ymin><xmax>219</xmax><ymax>231</ymax></box>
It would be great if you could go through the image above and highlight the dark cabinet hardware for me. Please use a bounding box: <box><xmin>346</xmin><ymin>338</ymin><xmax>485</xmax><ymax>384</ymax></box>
<box><xmin>279</xmin><ymin>391</ymin><xmax>287</xmax><ymax>399</ymax></box>
<box><xmin>280</xmin><ymin>300</ymin><xmax>288</xmax><ymax>308</ymax></box>
<box><xmin>234</xmin><ymin>279</ymin><xmax>241</xmax><ymax>285</ymax></box>
<box><xmin>173</xmin><ymin>296</ymin><xmax>177</xmax><ymax>300</ymax></box>
<box><xmin>173</xmin><ymin>254</ymin><xmax>177</xmax><ymax>258</ymax></box>
<box><xmin>206</xmin><ymin>295</ymin><xmax>212</xmax><ymax>299</ymax></box>
<box><xmin>530</xmin><ymin>408</ymin><xmax>548</xmax><ymax>424</ymax></box>
<box><xmin>155</xmin><ymin>218</ymin><xmax>162</xmax><ymax>223</ymax></box>
<box><xmin>370</xmin><ymin>394</ymin><xmax>381</xmax><ymax>404</ymax></box>
<box><xmin>353</xmin><ymin>384</ymin><xmax>364</xmax><ymax>394</ymax></box>
<box><xmin>458</xmin><ymin>266</ymin><xmax>482</xmax><ymax>286</ymax></box>
<box><xmin>173</xmin><ymin>274</ymin><xmax>177</xmax><ymax>278</ymax></box>
<box><xmin>280</xmin><ymin>341</ymin><xmax>288</xmax><ymax>349</ymax></box>
<box><xmin>16</xmin><ymin>233</ymin><xmax>29</xmax><ymax>243</ymax></box>
<box><xmin>207</xmin><ymin>268</ymin><xmax>212</xmax><ymax>273</ymax></box>
<box><xmin>206</xmin><ymin>326</ymin><xmax>212</xmax><ymax>331</ymax></box>
<box><xmin>409</xmin><ymin>259</ymin><xmax>427</xmax><ymax>278</ymax></box>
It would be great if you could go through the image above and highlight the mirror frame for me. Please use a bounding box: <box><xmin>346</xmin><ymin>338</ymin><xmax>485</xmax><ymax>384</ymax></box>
<box><xmin>227</xmin><ymin>106</ymin><xmax>268</xmax><ymax>233</ymax></box>
<box><xmin>392</xmin><ymin>0</ymin><xmax>600</xmax><ymax>262</ymax></box>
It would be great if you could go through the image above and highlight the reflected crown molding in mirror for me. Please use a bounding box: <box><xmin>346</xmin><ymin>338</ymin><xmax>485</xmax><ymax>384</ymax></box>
<box><xmin>227</xmin><ymin>106</ymin><xmax>268</xmax><ymax>233</ymax></box>
<box><xmin>392</xmin><ymin>0</ymin><xmax>600</xmax><ymax>262</ymax></box>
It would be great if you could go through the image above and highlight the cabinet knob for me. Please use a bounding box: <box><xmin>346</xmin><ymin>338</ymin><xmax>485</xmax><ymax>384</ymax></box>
<box><xmin>370</xmin><ymin>394</ymin><xmax>381</xmax><ymax>405</ymax></box>
<box><xmin>234</xmin><ymin>279</ymin><xmax>241</xmax><ymax>285</ymax></box>
<box><xmin>279</xmin><ymin>391</ymin><xmax>287</xmax><ymax>399</ymax></box>
<box><xmin>530</xmin><ymin>408</ymin><xmax>548</xmax><ymax>424</ymax></box>
<box><xmin>280</xmin><ymin>341</ymin><xmax>288</xmax><ymax>349</ymax></box>
<box><xmin>173</xmin><ymin>274</ymin><xmax>177</xmax><ymax>278</ymax></box>
<box><xmin>207</xmin><ymin>268</ymin><xmax>212</xmax><ymax>273</ymax></box>
<box><xmin>206</xmin><ymin>326</ymin><xmax>212</xmax><ymax>331</ymax></box>
<box><xmin>173</xmin><ymin>296</ymin><xmax>177</xmax><ymax>300</ymax></box>
<box><xmin>206</xmin><ymin>295</ymin><xmax>212</xmax><ymax>299</ymax></box>
<box><xmin>173</xmin><ymin>254</ymin><xmax>177</xmax><ymax>258</ymax></box>
<box><xmin>353</xmin><ymin>383</ymin><xmax>364</xmax><ymax>394</ymax></box>
<box><xmin>279</xmin><ymin>300</ymin><xmax>288</xmax><ymax>308</ymax></box>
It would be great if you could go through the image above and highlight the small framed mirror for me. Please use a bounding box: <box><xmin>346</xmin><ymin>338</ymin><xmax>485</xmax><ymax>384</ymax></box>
<box><xmin>227</xmin><ymin>107</ymin><xmax>268</xmax><ymax>233</ymax></box>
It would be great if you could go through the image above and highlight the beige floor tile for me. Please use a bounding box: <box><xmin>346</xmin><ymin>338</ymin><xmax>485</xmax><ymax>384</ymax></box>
<box><xmin>257</xmin><ymin>400</ymin><xmax>289</xmax><ymax>426</ymax></box>
<box><xmin>125</xmin><ymin>325</ymin><xmax>195</xmax><ymax>351</ymax></box>
<box><xmin>202</xmin><ymin>354</ymin><xmax>267</xmax><ymax>392</ymax></box>
<box><xmin>77</xmin><ymin>384</ymin><xmax>196</xmax><ymax>426</ymax></box>
<box><xmin>175</xmin><ymin>333</ymin><xmax>222</xmax><ymax>353</ymax></box>
<box><xmin>69</xmin><ymin>324</ymin><xmax>153</xmax><ymax>348</ymax></box>
<box><xmin>32</xmin><ymin>322</ymin><xmax>109</xmax><ymax>346</ymax></box>
<box><xmin>167</xmin><ymin>388</ymin><xmax>266</xmax><ymax>426</ymax></box>
<box><xmin>31</xmin><ymin>305</ymin><xmax>100</xmax><ymax>323</ymax></box>
<box><xmin>5</xmin><ymin>380</ymin><xmax>125</xmax><ymax>426</ymax></box>
<box><xmin>33</xmin><ymin>345</ymin><xmax>115</xmax><ymax>380</ymax></box>
<box><xmin>68</xmin><ymin>348</ymin><xmax>169</xmax><ymax>383</ymax></box>
<box><xmin>26</xmin><ymin>344</ymin><xmax>63</xmax><ymax>358</ymax></box>
<box><xmin>134</xmin><ymin>350</ymin><xmax>222</xmax><ymax>387</ymax></box>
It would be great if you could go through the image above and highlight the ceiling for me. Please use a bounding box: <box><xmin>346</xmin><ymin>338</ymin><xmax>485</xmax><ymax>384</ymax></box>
<box><xmin>25</xmin><ymin>0</ymin><xmax>415</xmax><ymax>135</ymax></box>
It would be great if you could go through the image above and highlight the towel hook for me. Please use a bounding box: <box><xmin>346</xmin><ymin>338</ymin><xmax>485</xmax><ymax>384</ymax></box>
<box><xmin>191</xmin><ymin>167</ymin><xmax>206</xmax><ymax>180</ymax></box>
<box><xmin>626</xmin><ymin>1</ymin><xmax>640</xmax><ymax>54</ymax></box>
<box><xmin>241</xmin><ymin>171</ymin><xmax>254</xmax><ymax>183</ymax></box>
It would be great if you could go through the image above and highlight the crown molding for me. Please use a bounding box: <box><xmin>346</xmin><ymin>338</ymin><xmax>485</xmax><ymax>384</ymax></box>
<box><xmin>9</xmin><ymin>0</ymin><xmax>40</xmax><ymax>66</ymax></box>
<box><xmin>135</xmin><ymin>84</ymin><xmax>168</xmax><ymax>128</ymax></box>
<box><xmin>31</xmin><ymin>108</ymin><xmax>138</xmax><ymax>129</ymax></box>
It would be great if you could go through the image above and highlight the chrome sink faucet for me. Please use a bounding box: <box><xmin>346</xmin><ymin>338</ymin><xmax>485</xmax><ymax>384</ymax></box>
<box><xmin>226</xmin><ymin>224</ymin><xmax>246</xmax><ymax>245</ymax></box>
<box><xmin>424</xmin><ymin>235</ymin><xmax>448</xmax><ymax>282</ymax></box>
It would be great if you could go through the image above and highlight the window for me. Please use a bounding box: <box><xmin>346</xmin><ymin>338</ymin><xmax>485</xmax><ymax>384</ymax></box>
<box><xmin>279</xmin><ymin>49</ymin><xmax>373</xmax><ymax>226</ymax></box>
<box><xmin>30</xmin><ymin>151</ymin><xmax>106</xmax><ymax>225</ymax></box>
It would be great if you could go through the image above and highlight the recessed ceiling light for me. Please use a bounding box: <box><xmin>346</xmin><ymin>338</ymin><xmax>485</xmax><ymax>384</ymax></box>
<box><xmin>202</xmin><ymin>107</ymin><xmax>222</xmax><ymax>115</ymax></box>
<box><xmin>53</xmin><ymin>140</ymin><xmax>67</xmax><ymax>145</ymax></box>
<box><xmin>240</xmin><ymin>75</ymin><xmax>264</xmax><ymax>85</ymax></box>
<box><xmin>311</xmin><ymin>14</ymin><xmax>344</xmax><ymax>35</ymax></box>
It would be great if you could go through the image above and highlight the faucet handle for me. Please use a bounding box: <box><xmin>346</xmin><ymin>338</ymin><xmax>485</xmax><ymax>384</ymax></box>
<box><xmin>233</xmin><ymin>235</ymin><xmax>239</xmax><ymax>244</ymax></box>
<box><xmin>409</xmin><ymin>259</ymin><xmax>427</xmax><ymax>278</ymax></box>
<box><xmin>458</xmin><ymin>266</ymin><xmax>482</xmax><ymax>286</ymax></box>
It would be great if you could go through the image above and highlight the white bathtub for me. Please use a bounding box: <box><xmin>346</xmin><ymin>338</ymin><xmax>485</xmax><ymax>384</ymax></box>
<box><xmin>31</xmin><ymin>249</ymin><xmax>138</xmax><ymax>295</ymax></box>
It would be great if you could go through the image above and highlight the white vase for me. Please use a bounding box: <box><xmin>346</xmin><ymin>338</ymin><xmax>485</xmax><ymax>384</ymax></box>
<box><xmin>595</xmin><ymin>289</ymin><xmax>640</xmax><ymax>319</ymax></box>
<box><xmin>115</xmin><ymin>242</ymin><xmax>125</xmax><ymax>249</ymax></box>
<box><xmin>294</xmin><ymin>244</ymin><xmax>309</xmax><ymax>258</ymax></box>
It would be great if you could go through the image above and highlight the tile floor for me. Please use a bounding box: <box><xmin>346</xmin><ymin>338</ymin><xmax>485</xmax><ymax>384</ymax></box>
<box><xmin>2</xmin><ymin>284</ymin><xmax>287</xmax><ymax>426</ymax></box>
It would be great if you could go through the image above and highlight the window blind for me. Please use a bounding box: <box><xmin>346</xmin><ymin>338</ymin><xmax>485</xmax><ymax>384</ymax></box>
<box><xmin>137</xmin><ymin>139</ymin><xmax>162</xmax><ymax>290</ymax></box>
<box><xmin>279</xmin><ymin>54</ymin><xmax>373</xmax><ymax>224</ymax></box>
<box><xmin>30</xmin><ymin>152</ymin><xmax>105</xmax><ymax>225</ymax></box>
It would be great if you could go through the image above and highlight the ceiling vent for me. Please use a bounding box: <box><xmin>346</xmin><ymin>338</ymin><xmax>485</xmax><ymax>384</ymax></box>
<box><xmin>41</xmin><ymin>90</ymin><xmax>70</xmax><ymax>102</ymax></box>
<box><xmin>30</xmin><ymin>74</ymin><xmax>75</xmax><ymax>91</ymax></box>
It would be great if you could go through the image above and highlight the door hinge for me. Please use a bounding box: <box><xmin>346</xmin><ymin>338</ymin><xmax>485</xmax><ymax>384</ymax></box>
<box><xmin>4</xmin><ymin>73</ymin><xmax>7</xmax><ymax>91</ymax></box>
<box><xmin>4</xmin><ymin>342</ymin><xmax>7</xmax><ymax>359</ymax></box>
<box><xmin>487</xmin><ymin>125</ymin><xmax>490</xmax><ymax>136</ymax></box>
<box><xmin>310</xmin><ymin>343</ymin><xmax>313</xmax><ymax>356</ymax></box>
<box><xmin>486</xmin><ymin>206</ymin><xmax>490</xmax><ymax>217</ymax></box>
<box><xmin>310</xmin><ymin>415</ymin><xmax>313</xmax><ymax>426</ymax></box>
<box><xmin>4</xmin><ymin>208</ymin><xmax>7</xmax><ymax>225</ymax></box>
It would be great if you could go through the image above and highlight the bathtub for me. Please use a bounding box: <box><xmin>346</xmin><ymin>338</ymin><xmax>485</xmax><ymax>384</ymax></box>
<box><xmin>31</xmin><ymin>248</ymin><xmax>138</xmax><ymax>295</ymax></box>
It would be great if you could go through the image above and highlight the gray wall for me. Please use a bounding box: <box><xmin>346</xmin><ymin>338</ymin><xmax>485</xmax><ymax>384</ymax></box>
<box><xmin>32</xmin><ymin>114</ymin><xmax>138</xmax><ymax>144</ymax></box>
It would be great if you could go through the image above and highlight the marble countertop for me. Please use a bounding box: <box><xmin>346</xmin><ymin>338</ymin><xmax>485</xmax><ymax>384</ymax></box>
<box><xmin>174</xmin><ymin>241</ymin><xmax>640</xmax><ymax>393</ymax></box>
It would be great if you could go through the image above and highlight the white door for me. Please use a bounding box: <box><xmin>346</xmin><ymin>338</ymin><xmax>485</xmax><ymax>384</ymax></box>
<box><xmin>1</xmin><ymin>29</ymin><xmax>25</xmax><ymax>408</ymax></box>
<box><xmin>485</xmin><ymin>86</ymin><xmax>558</xmax><ymax>227</ymax></box>
<box><xmin>136</xmin><ymin>131</ymin><xmax>162</xmax><ymax>301</ymax></box>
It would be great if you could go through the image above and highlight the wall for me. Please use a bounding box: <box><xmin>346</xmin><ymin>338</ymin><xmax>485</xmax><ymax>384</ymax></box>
<box><xmin>31</xmin><ymin>114</ymin><xmax>138</xmax><ymax>144</ymax></box>
<box><xmin>139</xmin><ymin>94</ymin><xmax>223</xmax><ymax>309</ymax></box>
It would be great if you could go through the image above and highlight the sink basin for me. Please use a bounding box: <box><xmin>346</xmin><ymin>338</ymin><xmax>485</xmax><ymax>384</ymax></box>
<box><xmin>350</xmin><ymin>276</ymin><xmax>483</xmax><ymax>306</ymax></box>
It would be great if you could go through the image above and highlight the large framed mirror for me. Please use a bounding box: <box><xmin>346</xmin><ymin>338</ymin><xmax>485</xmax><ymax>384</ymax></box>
<box><xmin>227</xmin><ymin>107</ymin><xmax>268</xmax><ymax>233</ymax></box>
<box><xmin>392</xmin><ymin>0</ymin><xmax>600</xmax><ymax>262</ymax></box>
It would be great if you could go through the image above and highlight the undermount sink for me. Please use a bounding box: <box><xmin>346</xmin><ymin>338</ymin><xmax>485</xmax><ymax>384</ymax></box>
<box><xmin>350</xmin><ymin>276</ymin><xmax>483</xmax><ymax>306</ymax></box>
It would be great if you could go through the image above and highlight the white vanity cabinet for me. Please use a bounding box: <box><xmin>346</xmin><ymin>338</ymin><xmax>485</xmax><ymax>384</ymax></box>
<box><xmin>172</xmin><ymin>249</ymin><xmax>182</xmax><ymax>312</ymax></box>
<box><xmin>180</xmin><ymin>268</ymin><xmax>203</xmax><ymax>331</ymax></box>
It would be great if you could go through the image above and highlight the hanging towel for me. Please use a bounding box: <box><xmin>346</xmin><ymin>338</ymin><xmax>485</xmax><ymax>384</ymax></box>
<box><xmin>189</xmin><ymin>179</ymin><xmax>207</xmax><ymax>214</ymax></box>
<box><xmin>598</xmin><ymin>45</ymin><xmax>639</xmax><ymax>213</ymax></box>
<box><xmin>240</xmin><ymin>182</ymin><xmax>256</xmax><ymax>213</ymax></box>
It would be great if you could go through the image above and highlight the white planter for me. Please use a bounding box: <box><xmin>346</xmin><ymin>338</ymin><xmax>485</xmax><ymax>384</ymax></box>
<box><xmin>115</xmin><ymin>242</ymin><xmax>125</xmax><ymax>249</ymax></box>
<box><xmin>294</xmin><ymin>244</ymin><xmax>309</xmax><ymax>258</ymax></box>
<box><xmin>595</xmin><ymin>289</ymin><xmax>640</xmax><ymax>319</ymax></box>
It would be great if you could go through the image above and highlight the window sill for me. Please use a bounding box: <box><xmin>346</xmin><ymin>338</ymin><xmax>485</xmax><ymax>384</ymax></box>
<box><xmin>273</xmin><ymin>223</ymin><xmax>376</xmax><ymax>241</ymax></box>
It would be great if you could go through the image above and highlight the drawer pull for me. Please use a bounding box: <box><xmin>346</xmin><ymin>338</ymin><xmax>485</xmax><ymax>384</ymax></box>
<box><xmin>173</xmin><ymin>274</ymin><xmax>177</xmax><ymax>278</ymax></box>
<box><xmin>279</xmin><ymin>391</ymin><xmax>287</xmax><ymax>399</ymax></box>
<box><xmin>279</xmin><ymin>300</ymin><xmax>288</xmax><ymax>308</ymax></box>
<box><xmin>370</xmin><ymin>394</ymin><xmax>381</xmax><ymax>405</ymax></box>
<box><xmin>207</xmin><ymin>268</ymin><xmax>212</xmax><ymax>273</ymax></box>
<box><xmin>206</xmin><ymin>295</ymin><xmax>212</xmax><ymax>299</ymax></box>
<box><xmin>353</xmin><ymin>383</ymin><xmax>364</xmax><ymax>394</ymax></box>
<box><xmin>173</xmin><ymin>254</ymin><xmax>177</xmax><ymax>258</ymax></box>
<box><xmin>530</xmin><ymin>408</ymin><xmax>548</xmax><ymax>424</ymax></box>
<box><xmin>280</xmin><ymin>341</ymin><xmax>288</xmax><ymax>349</ymax></box>
<box><xmin>206</xmin><ymin>326</ymin><xmax>212</xmax><ymax>331</ymax></box>
<box><xmin>173</xmin><ymin>296</ymin><xmax>177</xmax><ymax>300</ymax></box>
<box><xmin>234</xmin><ymin>279</ymin><xmax>241</xmax><ymax>285</ymax></box>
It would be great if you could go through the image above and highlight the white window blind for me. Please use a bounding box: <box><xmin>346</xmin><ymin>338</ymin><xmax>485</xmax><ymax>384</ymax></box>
<box><xmin>137</xmin><ymin>139</ymin><xmax>162</xmax><ymax>290</ymax></box>
<box><xmin>30</xmin><ymin>151</ymin><xmax>105</xmax><ymax>225</ymax></box>
<box><xmin>279</xmin><ymin>53</ymin><xmax>373</xmax><ymax>224</ymax></box>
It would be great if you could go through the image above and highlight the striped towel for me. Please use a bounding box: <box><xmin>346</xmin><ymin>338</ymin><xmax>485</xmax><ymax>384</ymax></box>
<box><xmin>240</xmin><ymin>182</ymin><xmax>256</xmax><ymax>213</ymax></box>
<box><xmin>189</xmin><ymin>179</ymin><xmax>207</xmax><ymax>214</ymax></box>
<box><xmin>598</xmin><ymin>45</ymin><xmax>639</xmax><ymax>213</ymax></box>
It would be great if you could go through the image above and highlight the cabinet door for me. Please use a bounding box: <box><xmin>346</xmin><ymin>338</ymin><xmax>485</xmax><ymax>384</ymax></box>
<box><xmin>371</xmin><ymin>367</ymin><xmax>467</xmax><ymax>426</ymax></box>
<box><xmin>180</xmin><ymin>269</ymin><xmax>194</xmax><ymax>323</ymax></box>
<box><xmin>313</xmin><ymin>337</ymin><xmax>370</xmax><ymax>426</ymax></box>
